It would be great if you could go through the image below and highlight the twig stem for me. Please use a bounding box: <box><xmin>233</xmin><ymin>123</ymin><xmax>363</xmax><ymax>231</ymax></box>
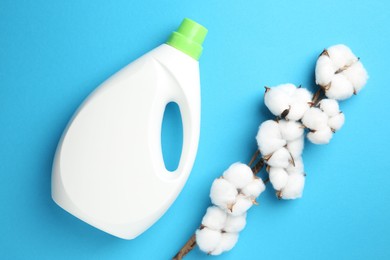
<box><xmin>312</xmin><ymin>87</ymin><xmax>324</xmax><ymax>105</ymax></box>
<box><xmin>248</xmin><ymin>150</ymin><xmax>260</xmax><ymax>167</ymax></box>
<box><xmin>173</xmin><ymin>234</ymin><xmax>197</xmax><ymax>260</ymax></box>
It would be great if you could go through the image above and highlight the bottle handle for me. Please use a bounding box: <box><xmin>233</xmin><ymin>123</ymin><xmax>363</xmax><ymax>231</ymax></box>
<box><xmin>151</xmin><ymin>66</ymin><xmax>199</xmax><ymax>182</ymax></box>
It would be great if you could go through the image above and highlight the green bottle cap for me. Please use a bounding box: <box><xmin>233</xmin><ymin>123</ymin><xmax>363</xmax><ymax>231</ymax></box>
<box><xmin>167</xmin><ymin>18</ymin><xmax>208</xmax><ymax>60</ymax></box>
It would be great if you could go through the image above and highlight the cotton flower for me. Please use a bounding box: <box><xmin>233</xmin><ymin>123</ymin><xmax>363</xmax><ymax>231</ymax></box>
<box><xmin>328</xmin><ymin>113</ymin><xmax>345</xmax><ymax>131</ymax></box>
<box><xmin>223</xmin><ymin>214</ymin><xmax>247</xmax><ymax>233</ymax></box>
<box><xmin>278</xmin><ymin>120</ymin><xmax>304</xmax><ymax>141</ymax></box>
<box><xmin>269</xmin><ymin>167</ymin><xmax>289</xmax><ymax>190</ymax></box>
<box><xmin>266</xmin><ymin>147</ymin><xmax>292</xmax><ymax>168</ymax></box>
<box><xmin>201</xmin><ymin>206</ymin><xmax>227</xmax><ymax>231</ymax></box>
<box><xmin>307</xmin><ymin>127</ymin><xmax>333</xmax><ymax>144</ymax></box>
<box><xmin>327</xmin><ymin>44</ymin><xmax>357</xmax><ymax>69</ymax></box>
<box><xmin>342</xmin><ymin>61</ymin><xmax>368</xmax><ymax>93</ymax></box>
<box><xmin>264</xmin><ymin>84</ymin><xmax>312</xmax><ymax>120</ymax></box>
<box><xmin>256</xmin><ymin>120</ymin><xmax>286</xmax><ymax>156</ymax></box>
<box><xmin>315</xmin><ymin>55</ymin><xmax>334</xmax><ymax>87</ymax></box>
<box><xmin>286</xmin><ymin>157</ymin><xmax>304</xmax><ymax>173</ymax></box>
<box><xmin>287</xmin><ymin>88</ymin><xmax>313</xmax><ymax>121</ymax></box>
<box><xmin>280</xmin><ymin>172</ymin><xmax>305</xmax><ymax>199</ymax></box>
<box><xmin>196</xmin><ymin>227</ymin><xmax>222</xmax><ymax>253</ymax></box>
<box><xmin>325</xmin><ymin>74</ymin><xmax>355</xmax><ymax>100</ymax></box>
<box><xmin>303</xmin><ymin>98</ymin><xmax>346</xmax><ymax>144</ymax></box>
<box><xmin>318</xmin><ymin>98</ymin><xmax>345</xmax><ymax>132</ymax></box>
<box><xmin>319</xmin><ymin>99</ymin><xmax>340</xmax><ymax>117</ymax></box>
<box><xmin>302</xmin><ymin>107</ymin><xmax>328</xmax><ymax>130</ymax></box>
<box><xmin>241</xmin><ymin>178</ymin><xmax>265</xmax><ymax>199</ymax></box>
<box><xmin>210</xmin><ymin>178</ymin><xmax>237</xmax><ymax>210</ymax></box>
<box><xmin>223</xmin><ymin>163</ymin><xmax>254</xmax><ymax>189</ymax></box>
<box><xmin>315</xmin><ymin>44</ymin><xmax>368</xmax><ymax>100</ymax></box>
<box><xmin>264</xmin><ymin>84</ymin><xmax>294</xmax><ymax>116</ymax></box>
<box><xmin>210</xmin><ymin>233</ymin><xmax>239</xmax><ymax>256</ymax></box>
<box><xmin>196</xmin><ymin>159</ymin><xmax>264</xmax><ymax>256</ymax></box>
<box><xmin>229</xmin><ymin>195</ymin><xmax>253</xmax><ymax>216</ymax></box>
<box><xmin>287</xmin><ymin>136</ymin><xmax>304</xmax><ymax>159</ymax></box>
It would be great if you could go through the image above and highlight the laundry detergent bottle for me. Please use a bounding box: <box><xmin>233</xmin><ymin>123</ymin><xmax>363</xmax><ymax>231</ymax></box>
<box><xmin>51</xmin><ymin>18</ymin><xmax>207</xmax><ymax>239</ymax></box>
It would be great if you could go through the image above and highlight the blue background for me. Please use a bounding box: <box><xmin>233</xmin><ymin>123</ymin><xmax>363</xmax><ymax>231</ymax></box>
<box><xmin>1</xmin><ymin>0</ymin><xmax>389</xmax><ymax>259</ymax></box>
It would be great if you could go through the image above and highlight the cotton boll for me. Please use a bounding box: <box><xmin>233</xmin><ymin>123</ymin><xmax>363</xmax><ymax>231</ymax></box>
<box><xmin>281</xmin><ymin>172</ymin><xmax>305</xmax><ymax>200</ymax></box>
<box><xmin>210</xmin><ymin>233</ymin><xmax>239</xmax><ymax>255</ymax></box>
<box><xmin>302</xmin><ymin>107</ymin><xmax>328</xmax><ymax>130</ymax></box>
<box><xmin>209</xmin><ymin>246</ymin><xmax>223</xmax><ymax>256</ymax></box>
<box><xmin>342</xmin><ymin>61</ymin><xmax>368</xmax><ymax>93</ymax></box>
<box><xmin>326</xmin><ymin>74</ymin><xmax>354</xmax><ymax>100</ymax></box>
<box><xmin>257</xmin><ymin>120</ymin><xmax>283</xmax><ymax>139</ymax></box>
<box><xmin>219</xmin><ymin>233</ymin><xmax>239</xmax><ymax>252</ymax></box>
<box><xmin>264</xmin><ymin>87</ymin><xmax>291</xmax><ymax>116</ymax></box>
<box><xmin>278</xmin><ymin>120</ymin><xmax>304</xmax><ymax>141</ymax></box>
<box><xmin>256</xmin><ymin>120</ymin><xmax>286</xmax><ymax>155</ymax></box>
<box><xmin>210</xmin><ymin>178</ymin><xmax>238</xmax><ymax>210</ymax></box>
<box><xmin>286</xmin><ymin>157</ymin><xmax>304</xmax><ymax>173</ymax></box>
<box><xmin>241</xmin><ymin>178</ymin><xmax>265</xmax><ymax>198</ymax></box>
<box><xmin>327</xmin><ymin>44</ymin><xmax>357</xmax><ymax>69</ymax></box>
<box><xmin>293</xmin><ymin>88</ymin><xmax>313</xmax><ymax>103</ymax></box>
<box><xmin>315</xmin><ymin>55</ymin><xmax>335</xmax><ymax>86</ymax></box>
<box><xmin>287</xmin><ymin>136</ymin><xmax>304</xmax><ymax>159</ymax></box>
<box><xmin>316</xmin><ymin>45</ymin><xmax>368</xmax><ymax>100</ymax></box>
<box><xmin>196</xmin><ymin>227</ymin><xmax>222</xmax><ymax>253</ymax></box>
<box><xmin>223</xmin><ymin>163</ymin><xmax>254</xmax><ymax>189</ymax></box>
<box><xmin>287</xmin><ymin>101</ymin><xmax>311</xmax><ymax>121</ymax></box>
<box><xmin>266</xmin><ymin>147</ymin><xmax>291</xmax><ymax>168</ymax></box>
<box><xmin>269</xmin><ymin>167</ymin><xmax>289</xmax><ymax>190</ymax></box>
<box><xmin>307</xmin><ymin>127</ymin><xmax>333</xmax><ymax>144</ymax></box>
<box><xmin>277</xmin><ymin>83</ymin><xmax>297</xmax><ymax>97</ymax></box>
<box><xmin>287</xmin><ymin>91</ymin><xmax>312</xmax><ymax>120</ymax></box>
<box><xmin>201</xmin><ymin>206</ymin><xmax>228</xmax><ymax>231</ymax></box>
<box><xmin>230</xmin><ymin>195</ymin><xmax>253</xmax><ymax>216</ymax></box>
<box><xmin>328</xmin><ymin>113</ymin><xmax>345</xmax><ymax>131</ymax></box>
<box><xmin>223</xmin><ymin>213</ymin><xmax>247</xmax><ymax>233</ymax></box>
<box><xmin>319</xmin><ymin>99</ymin><xmax>340</xmax><ymax>117</ymax></box>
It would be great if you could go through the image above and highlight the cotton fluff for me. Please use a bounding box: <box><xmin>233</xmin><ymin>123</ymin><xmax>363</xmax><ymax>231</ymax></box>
<box><xmin>264</xmin><ymin>84</ymin><xmax>312</xmax><ymax>120</ymax></box>
<box><xmin>241</xmin><ymin>178</ymin><xmax>265</xmax><ymax>198</ymax></box>
<box><xmin>210</xmin><ymin>178</ymin><xmax>238</xmax><ymax>210</ymax></box>
<box><xmin>230</xmin><ymin>195</ymin><xmax>253</xmax><ymax>216</ymax></box>
<box><xmin>197</xmin><ymin>160</ymin><xmax>265</xmax><ymax>256</ymax></box>
<box><xmin>307</xmin><ymin>128</ymin><xmax>333</xmax><ymax>144</ymax></box>
<box><xmin>280</xmin><ymin>172</ymin><xmax>305</xmax><ymax>199</ymax></box>
<box><xmin>326</xmin><ymin>73</ymin><xmax>355</xmax><ymax>100</ymax></box>
<box><xmin>278</xmin><ymin>120</ymin><xmax>304</xmax><ymax>141</ymax></box>
<box><xmin>342</xmin><ymin>61</ymin><xmax>368</xmax><ymax>93</ymax></box>
<box><xmin>223</xmin><ymin>214</ymin><xmax>247</xmax><ymax>233</ymax></box>
<box><xmin>210</xmin><ymin>233</ymin><xmax>239</xmax><ymax>256</ymax></box>
<box><xmin>196</xmin><ymin>227</ymin><xmax>222</xmax><ymax>253</ymax></box>
<box><xmin>315</xmin><ymin>55</ymin><xmax>334</xmax><ymax>87</ymax></box>
<box><xmin>201</xmin><ymin>206</ymin><xmax>227</xmax><ymax>231</ymax></box>
<box><xmin>327</xmin><ymin>44</ymin><xmax>357</xmax><ymax>69</ymax></box>
<box><xmin>269</xmin><ymin>167</ymin><xmax>289</xmax><ymax>190</ymax></box>
<box><xmin>286</xmin><ymin>157</ymin><xmax>304</xmax><ymax>173</ymax></box>
<box><xmin>319</xmin><ymin>99</ymin><xmax>340</xmax><ymax>117</ymax></box>
<box><xmin>315</xmin><ymin>44</ymin><xmax>368</xmax><ymax>100</ymax></box>
<box><xmin>287</xmin><ymin>136</ymin><xmax>304</xmax><ymax>159</ymax></box>
<box><xmin>264</xmin><ymin>84</ymin><xmax>293</xmax><ymax>116</ymax></box>
<box><xmin>223</xmin><ymin>163</ymin><xmax>254</xmax><ymax>189</ymax></box>
<box><xmin>266</xmin><ymin>147</ymin><xmax>291</xmax><ymax>168</ymax></box>
<box><xmin>287</xmin><ymin>88</ymin><xmax>313</xmax><ymax>121</ymax></box>
<box><xmin>256</xmin><ymin>120</ymin><xmax>286</xmax><ymax>156</ymax></box>
<box><xmin>328</xmin><ymin>113</ymin><xmax>345</xmax><ymax>131</ymax></box>
<box><xmin>302</xmin><ymin>107</ymin><xmax>328</xmax><ymax>130</ymax></box>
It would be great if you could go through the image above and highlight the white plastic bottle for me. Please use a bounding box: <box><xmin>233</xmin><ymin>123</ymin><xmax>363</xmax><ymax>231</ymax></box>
<box><xmin>51</xmin><ymin>18</ymin><xmax>207</xmax><ymax>239</ymax></box>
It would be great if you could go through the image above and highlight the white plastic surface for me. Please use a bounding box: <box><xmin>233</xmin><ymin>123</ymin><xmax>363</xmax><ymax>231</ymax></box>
<box><xmin>52</xmin><ymin>44</ymin><xmax>201</xmax><ymax>239</ymax></box>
